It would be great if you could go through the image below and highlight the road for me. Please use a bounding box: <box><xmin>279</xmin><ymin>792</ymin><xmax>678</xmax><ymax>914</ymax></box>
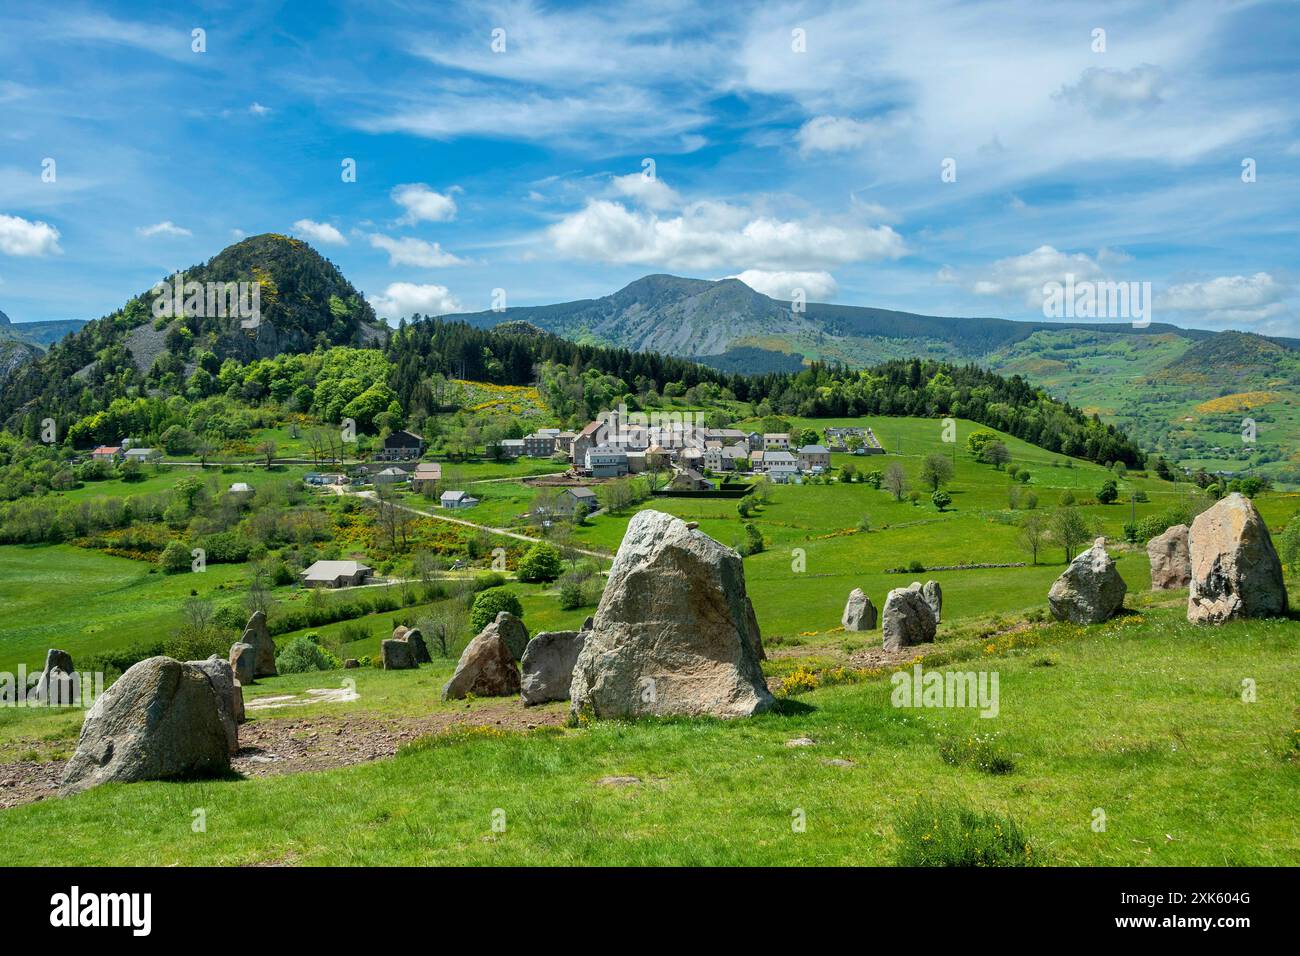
<box><xmin>341</xmin><ymin>488</ymin><xmax>612</xmax><ymax>559</ymax></box>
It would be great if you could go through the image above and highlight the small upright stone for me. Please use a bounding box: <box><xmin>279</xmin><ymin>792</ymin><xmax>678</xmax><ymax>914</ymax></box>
<box><xmin>442</xmin><ymin>622</ymin><xmax>521</xmax><ymax>700</ymax></box>
<box><xmin>841</xmin><ymin>588</ymin><xmax>877</xmax><ymax>631</ymax></box>
<box><xmin>31</xmin><ymin>649</ymin><xmax>77</xmax><ymax>705</ymax></box>
<box><xmin>1048</xmin><ymin>538</ymin><xmax>1126</xmax><ymax>624</ymax></box>
<box><xmin>881</xmin><ymin>583</ymin><xmax>936</xmax><ymax>650</ymax></box>
<box><xmin>922</xmin><ymin>580</ymin><xmax>942</xmax><ymax>623</ymax></box>
<box><xmin>381</xmin><ymin>639</ymin><xmax>417</xmax><ymax>670</ymax></box>
<box><xmin>404</xmin><ymin>627</ymin><xmax>432</xmax><ymax>664</ymax></box>
<box><xmin>239</xmin><ymin>610</ymin><xmax>277</xmax><ymax>678</ymax></box>
<box><xmin>229</xmin><ymin>642</ymin><xmax>256</xmax><ymax>685</ymax></box>
<box><xmin>520</xmin><ymin>630</ymin><xmax>587</xmax><ymax>705</ymax></box>
<box><xmin>1147</xmin><ymin>524</ymin><xmax>1191</xmax><ymax>590</ymax></box>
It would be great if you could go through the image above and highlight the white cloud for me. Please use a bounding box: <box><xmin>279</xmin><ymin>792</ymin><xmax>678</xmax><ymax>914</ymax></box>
<box><xmin>368</xmin><ymin>282</ymin><xmax>463</xmax><ymax>321</ymax></box>
<box><xmin>292</xmin><ymin>219</ymin><xmax>347</xmax><ymax>245</ymax></box>
<box><xmin>967</xmin><ymin>245</ymin><xmax>1107</xmax><ymax>306</ymax></box>
<box><xmin>796</xmin><ymin>116</ymin><xmax>888</xmax><ymax>155</ymax></box>
<box><xmin>366</xmin><ymin>233</ymin><xmax>466</xmax><ymax>268</ymax></box>
<box><xmin>137</xmin><ymin>221</ymin><xmax>191</xmax><ymax>239</ymax></box>
<box><xmin>1158</xmin><ymin>273</ymin><xmax>1290</xmax><ymax>325</ymax></box>
<box><xmin>0</xmin><ymin>213</ymin><xmax>62</xmax><ymax>256</ymax></box>
<box><xmin>611</xmin><ymin>173</ymin><xmax>680</xmax><ymax>211</ymax></box>
<box><xmin>547</xmin><ymin>199</ymin><xmax>905</xmax><ymax>271</ymax></box>
<box><xmin>1055</xmin><ymin>65</ymin><xmax>1165</xmax><ymax>116</ymax></box>
<box><xmin>392</xmin><ymin>184</ymin><xmax>458</xmax><ymax>224</ymax></box>
<box><xmin>730</xmin><ymin>269</ymin><xmax>838</xmax><ymax>301</ymax></box>
<box><xmin>249</xmin><ymin>102</ymin><xmax>272</xmax><ymax>116</ymax></box>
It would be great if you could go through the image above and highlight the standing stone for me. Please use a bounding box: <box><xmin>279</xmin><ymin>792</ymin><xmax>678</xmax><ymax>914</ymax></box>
<box><xmin>442</xmin><ymin>623</ymin><xmax>521</xmax><ymax>700</ymax></box>
<box><xmin>882</xmin><ymin>583</ymin><xmax>937</xmax><ymax>650</ymax></box>
<box><xmin>31</xmin><ymin>649</ymin><xmax>77</xmax><ymax>705</ymax></box>
<box><xmin>494</xmin><ymin>612</ymin><xmax>530</xmax><ymax>662</ymax></box>
<box><xmin>239</xmin><ymin>610</ymin><xmax>277</xmax><ymax>678</ymax></box>
<box><xmin>1148</xmin><ymin>524</ymin><xmax>1191</xmax><ymax>590</ymax></box>
<box><xmin>1049</xmin><ymin>538</ymin><xmax>1126</xmax><ymax>624</ymax></box>
<box><xmin>1188</xmin><ymin>493</ymin><xmax>1287</xmax><ymax>623</ymax></box>
<box><xmin>391</xmin><ymin>625</ymin><xmax>409</xmax><ymax>641</ymax></box>
<box><xmin>569</xmin><ymin>510</ymin><xmax>774</xmax><ymax>719</ymax></box>
<box><xmin>841</xmin><ymin>589</ymin><xmax>877</xmax><ymax>631</ymax></box>
<box><xmin>581</xmin><ymin>616</ymin><xmax>595</xmax><ymax>632</ymax></box>
<box><xmin>381</xmin><ymin>639</ymin><xmax>416</xmax><ymax>670</ymax></box>
<box><xmin>344</xmin><ymin>659</ymin><xmax>360</xmax><ymax>669</ymax></box>
<box><xmin>186</xmin><ymin>655</ymin><xmax>242</xmax><ymax>754</ymax></box>
<box><xmin>520</xmin><ymin>631</ymin><xmax>587</xmax><ymax>705</ymax></box>
<box><xmin>922</xmin><ymin>580</ymin><xmax>942</xmax><ymax>623</ymax></box>
<box><xmin>229</xmin><ymin>642</ymin><xmax>256</xmax><ymax>685</ymax></box>
<box><xmin>404</xmin><ymin>627</ymin><xmax>432</xmax><ymax>664</ymax></box>
<box><xmin>61</xmin><ymin>657</ymin><xmax>231</xmax><ymax>795</ymax></box>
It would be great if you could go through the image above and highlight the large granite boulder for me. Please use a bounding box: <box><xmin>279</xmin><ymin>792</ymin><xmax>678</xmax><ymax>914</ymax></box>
<box><xmin>520</xmin><ymin>630</ymin><xmax>587</xmax><ymax>705</ymax></box>
<box><xmin>1187</xmin><ymin>493</ymin><xmax>1287</xmax><ymax>623</ymax></box>
<box><xmin>922</xmin><ymin>580</ymin><xmax>943</xmax><ymax>623</ymax></box>
<box><xmin>404</xmin><ymin>628</ymin><xmax>432</xmax><ymax>665</ymax></box>
<box><xmin>569</xmin><ymin>510</ymin><xmax>774</xmax><ymax>719</ymax></box>
<box><xmin>1049</xmin><ymin>538</ymin><xmax>1126</xmax><ymax>624</ymax></box>
<box><xmin>841</xmin><ymin>589</ymin><xmax>877</xmax><ymax>631</ymax></box>
<box><xmin>381</xmin><ymin>638</ymin><xmax>417</xmax><ymax>670</ymax></box>
<box><xmin>61</xmin><ymin>657</ymin><xmax>231</xmax><ymax>795</ymax></box>
<box><xmin>442</xmin><ymin>623</ymin><xmax>520</xmax><ymax>700</ymax></box>
<box><xmin>1148</xmin><ymin>524</ymin><xmax>1191</xmax><ymax>590</ymax></box>
<box><xmin>493</xmin><ymin>612</ymin><xmax>530</xmax><ymax>662</ymax></box>
<box><xmin>186</xmin><ymin>655</ymin><xmax>242</xmax><ymax>754</ymax></box>
<box><xmin>239</xmin><ymin>610</ymin><xmax>277</xmax><ymax>678</ymax></box>
<box><xmin>229</xmin><ymin>642</ymin><xmax>256</xmax><ymax>685</ymax></box>
<box><xmin>881</xmin><ymin>583</ymin><xmax>937</xmax><ymax>650</ymax></box>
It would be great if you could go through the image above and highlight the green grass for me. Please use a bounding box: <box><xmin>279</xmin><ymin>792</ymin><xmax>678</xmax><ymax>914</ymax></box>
<box><xmin>2</xmin><ymin>601</ymin><xmax>1297</xmax><ymax>865</ymax></box>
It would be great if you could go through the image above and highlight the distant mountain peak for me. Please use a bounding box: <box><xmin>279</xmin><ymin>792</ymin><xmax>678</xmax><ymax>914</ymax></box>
<box><xmin>0</xmin><ymin>308</ymin><xmax>10</xmax><ymax>326</ymax></box>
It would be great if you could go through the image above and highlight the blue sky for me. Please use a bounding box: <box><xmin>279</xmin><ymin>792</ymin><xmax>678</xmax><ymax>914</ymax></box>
<box><xmin>1</xmin><ymin>0</ymin><xmax>1297</xmax><ymax>336</ymax></box>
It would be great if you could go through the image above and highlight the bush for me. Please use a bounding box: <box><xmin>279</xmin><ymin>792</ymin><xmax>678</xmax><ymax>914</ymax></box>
<box><xmin>894</xmin><ymin>798</ymin><xmax>1034</xmax><ymax>866</ymax></box>
<box><xmin>907</xmin><ymin>559</ymin><xmax>926</xmax><ymax>573</ymax></box>
<box><xmin>159</xmin><ymin>539</ymin><xmax>191</xmax><ymax>574</ymax></box>
<box><xmin>276</xmin><ymin>635</ymin><xmax>342</xmax><ymax>674</ymax></box>
<box><xmin>737</xmin><ymin>522</ymin><xmax>764</xmax><ymax>556</ymax></box>
<box><xmin>469</xmin><ymin>587</ymin><xmax>524</xmax><ymax>632</ymax></box>
<box><xmin>1097</xmin><ymin>479</ymin><xmax>1119</xmax><ymax>505</ymax></box>
<box><xmin>517</xmin><ymin>541</ymin><xmax>562</xmax><ymax>583</ymax></box>
<box><xmin>162</xmin><ymin>629</ymin><xmax>230</xmax><ymax>663</ymax></box>
<box><xmin>931</xmin><ymin>490</ymin><xmax>951</xmax><ymax>512</ymax></box>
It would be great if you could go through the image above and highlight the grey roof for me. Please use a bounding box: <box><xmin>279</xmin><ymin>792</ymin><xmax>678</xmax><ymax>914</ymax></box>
<box><xmin>301</xmin><ymin>560</ymin><xmax>372</xmax><ymax>581</ymax></box>
<box><xmin>799</xmin><ymin>445</ymin><xmax>830</xmax><ymax>454</ymax></box>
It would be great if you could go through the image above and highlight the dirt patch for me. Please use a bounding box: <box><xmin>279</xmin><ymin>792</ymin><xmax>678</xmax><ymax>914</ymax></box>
<box><xmin>0</xmin><ymin>759</ymin><xmax>63</xmax><ymax>810</ymax></box>
<box><xmin>0</xmin><ymin>701</ymin><xmax>568</xmax><ymax>810</ymax></box>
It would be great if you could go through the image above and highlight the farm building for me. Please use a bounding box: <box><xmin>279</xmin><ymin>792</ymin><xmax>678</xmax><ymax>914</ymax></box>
<box><xmin>300</xmin><ymin>560</ymin><xmax>373</xmax><ymax>589</ymax></box>
<box><xmin>441</xmin><ymin>490</ymin><xmax>479</xmax><ymax>509</ymax></box>
<box><xmin>376</xmin><ymin>430</ymin><xmax>424</xmax><ymax>461</ymax></box>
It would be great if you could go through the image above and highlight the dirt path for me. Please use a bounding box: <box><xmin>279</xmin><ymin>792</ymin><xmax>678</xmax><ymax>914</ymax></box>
<box><xmin>0</xmin><ymin>703</ymin><xmax>568</xmax><ymax>811</ymax></box>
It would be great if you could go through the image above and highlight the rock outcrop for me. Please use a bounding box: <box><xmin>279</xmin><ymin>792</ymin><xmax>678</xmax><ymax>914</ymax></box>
<box><xmin>841</xmin><ymin>589</ymin><xmax>877</xmax><ymax>631</ymax></box>
<box><xmin>1187</xmin><ymin>493</ymin><xmax>1287</xmax><ymax>623</ymax></box>
<box><xmin>442</xmin><ymin>622</ymin><xmax>521</xmax><ymax>700</ymax></box>
<box><xmin>61</xmin><ymin>657</ymin><xmax>231</xmax><ymax>794</ymax></box>
<box><xmin>1048</xmin><ymin>538</ymin><xmax>1126</xmax><ymax>624</ymax></box>
<box><xmin>1147</xmin><ymin>524</ymin><xmax>1191</xmax><ymax>590</ymax></box>
<box><xmin>569</xmin><ymin>510</ymin><xmax>774</xmax><ymax>719</ymax></box>
<box><xmin>881</xmin><ymin>583</ymin><xmax>937</xmax><ymax>650</ymax></box>
<box><xmin>404</xmin><ymin>628</ymin><xmax>432</xmax><ymax>664</ymax></box>
<box><xmin>520</xmin><ymin>630</ymin><xmax>587</xmax><ymax>705</ymax></box>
